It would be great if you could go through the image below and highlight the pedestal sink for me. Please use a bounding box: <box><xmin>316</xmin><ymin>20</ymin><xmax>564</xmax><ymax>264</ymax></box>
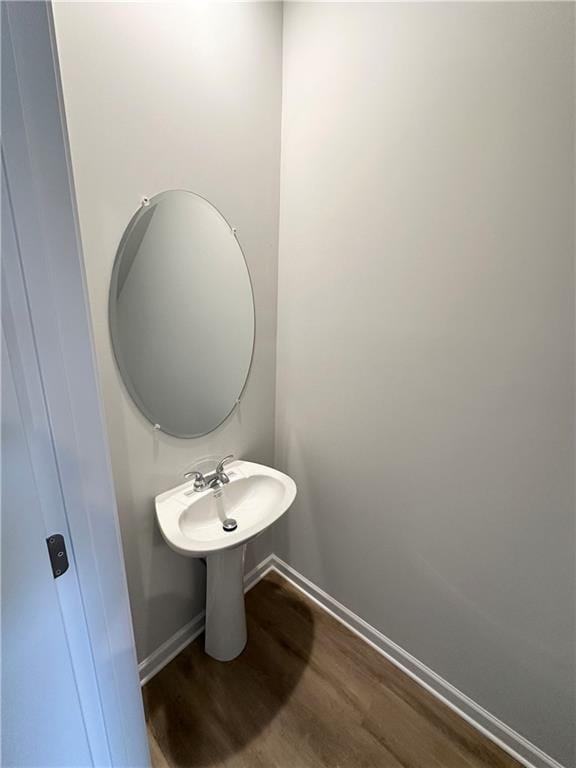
<box><xmin>155</xmin><ymin>460</ymin><xmax>296</xmax><ymax>661</ymax></box>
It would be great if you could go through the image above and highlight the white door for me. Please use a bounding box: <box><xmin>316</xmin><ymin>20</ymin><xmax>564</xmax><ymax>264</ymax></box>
<box><xmin>2</xmin><ymin>3</ymin><xmax>149</xmax><ymax>765</ymax></box>
<box><xmin>2</xmin><ymin>167</ymin><xmax>110</xmax><ymax>767</ymax></box>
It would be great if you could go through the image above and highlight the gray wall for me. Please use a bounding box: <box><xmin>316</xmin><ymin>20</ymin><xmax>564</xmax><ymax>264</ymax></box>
<box><xmin>275</xmin><ymin>3</ymin><xmax>575</xmax><ymax>765</ymax></box>
<box><xmin>52</xmin><ymin>1</ymin><xmax>283</xmax><ymax>663</ymax></box>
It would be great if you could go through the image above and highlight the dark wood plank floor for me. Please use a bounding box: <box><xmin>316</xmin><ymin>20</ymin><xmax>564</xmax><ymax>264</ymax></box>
<box><xmin>143</xmin><ymin>572</ymin><xmax>521</xmax><ymax>768</ymax></box>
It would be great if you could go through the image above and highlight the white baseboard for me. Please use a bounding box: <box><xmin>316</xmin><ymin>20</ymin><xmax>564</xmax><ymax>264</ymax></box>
<box><xmin>137</xmin><ymin>555</ymin><xmax>275</xmax><ymax>686</ymax></box>
<box><xmin>269</xmin><ymin>555</ymin><xmax>565</xmax><ymax>768</ymax></box>
<box><xmin>139</xmin><ymin>552</ymin><xmax>564</xmax><ymax>768</ymax></box>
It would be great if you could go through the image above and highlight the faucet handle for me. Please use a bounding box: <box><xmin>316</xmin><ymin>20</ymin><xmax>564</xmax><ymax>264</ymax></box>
<box><xmin>184</xmin><ymin>470</ymin><xmax>206</xmax><ymax>491</ymax></box>
<box><xmin>216</xmin><ymin>454</ymin><xmax>234</xmax><ymax>475</ymax></box>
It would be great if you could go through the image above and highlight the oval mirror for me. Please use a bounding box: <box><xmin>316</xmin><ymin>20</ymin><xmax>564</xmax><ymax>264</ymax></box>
<box><xmin>109</xmin><ymin>190</ymin><xmax>255</xmax><ymax>438</ymax></box>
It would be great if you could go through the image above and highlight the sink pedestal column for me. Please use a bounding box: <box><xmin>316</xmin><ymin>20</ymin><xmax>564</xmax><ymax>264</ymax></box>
<box><xmin>205</xmin><ymin>544</ymin><xmax>247</xmax><ymax>661</ymax></box>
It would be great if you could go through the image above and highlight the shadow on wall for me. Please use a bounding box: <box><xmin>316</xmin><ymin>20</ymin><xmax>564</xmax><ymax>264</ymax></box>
<box><xmin>138</xmin><ymin>511</ymin><xmax>206</xmax><ymax>662</ymax></box>
<box><xmin>143</xmin><ymin>576</ymin><xmax>315</xmax><ymax>765</ymax></box>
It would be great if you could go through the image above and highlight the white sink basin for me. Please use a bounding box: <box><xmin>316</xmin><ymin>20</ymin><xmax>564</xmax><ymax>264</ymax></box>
<box><xmin>155</xmin><ymin>459</ymin><xmax>296</xmax><ymax>661</ymax></box>
<box><xmin>156</xmin><ymin>460</ymin><xmax>296</xmax><ymax>557</ymax></box>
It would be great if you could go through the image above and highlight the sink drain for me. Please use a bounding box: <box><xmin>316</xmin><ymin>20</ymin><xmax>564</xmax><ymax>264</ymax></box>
<box><xmin>222</xmin><ymin>518</ymin><xmax>238</xmax><ymax>532</ymax></box>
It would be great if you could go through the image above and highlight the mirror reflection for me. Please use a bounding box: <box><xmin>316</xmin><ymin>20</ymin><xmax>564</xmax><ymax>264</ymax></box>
<box><xmin>109</xmin><ymin>190</ymin><xmax>255</xmax><ymax>437</ymax></box>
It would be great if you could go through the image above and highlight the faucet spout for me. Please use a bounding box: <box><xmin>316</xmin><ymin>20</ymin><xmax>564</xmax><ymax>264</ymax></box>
<box><xmin>186</xmin><ymin>455</ymin><xmax>235</xmax><ymax>492</ymax></box>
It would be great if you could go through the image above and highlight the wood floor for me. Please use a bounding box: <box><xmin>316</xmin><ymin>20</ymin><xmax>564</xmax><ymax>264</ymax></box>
<box><xmin>143</xmin><ymin>572</ymin><xmax>522</xmax><ymax>768</ymax></box>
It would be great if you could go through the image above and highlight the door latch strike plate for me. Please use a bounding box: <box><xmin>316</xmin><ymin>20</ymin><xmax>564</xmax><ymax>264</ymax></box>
<box><xmin>46</xmin><ymin>534</ymin><xmax>69</xmax><ymax>579</ymax></box>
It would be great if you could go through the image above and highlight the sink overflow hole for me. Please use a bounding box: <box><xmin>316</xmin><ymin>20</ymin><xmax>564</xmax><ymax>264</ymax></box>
<box><xmin>222</xmin><ymin>518</ymin><xmax>238</xmax><ymax>532</ymax></box>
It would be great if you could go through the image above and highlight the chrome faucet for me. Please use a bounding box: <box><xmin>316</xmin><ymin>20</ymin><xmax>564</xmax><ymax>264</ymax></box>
<box><xmin>184</xmin><ymin>455</ymin><xmax>234</xmax><ymax>491</ymax></box>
